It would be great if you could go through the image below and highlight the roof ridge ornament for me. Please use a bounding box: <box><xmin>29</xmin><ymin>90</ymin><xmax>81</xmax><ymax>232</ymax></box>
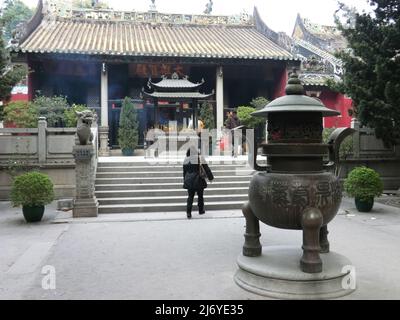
<box><xmin>285</xmin><ymin>69</ymin><xmax>304</xmax><ymax>95</ymax></box>
<box><xmin>149</xmin><ymin>0</ymin><xmax>157</xmax><ymax>12</ymax></box>
<box><xmin>204</xmin><ymin>0</ymin><xmax>213</xmax><ymax>15</ymax></box>
<box><xmin>171</xmin><ymin>72</ymin><xmax>179</xmax><ymax>80</ymax></box>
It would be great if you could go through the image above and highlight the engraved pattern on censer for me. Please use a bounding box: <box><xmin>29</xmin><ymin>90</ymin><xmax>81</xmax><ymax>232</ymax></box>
<box><xmin>268</xmin><ymin>120</ymin><xmax>323</xmax><ymax>142</ymax></box>
<box><xmin>259</xmin><ymin>178</ymin><xmax>341</xmax><ymax>211</ymax></box>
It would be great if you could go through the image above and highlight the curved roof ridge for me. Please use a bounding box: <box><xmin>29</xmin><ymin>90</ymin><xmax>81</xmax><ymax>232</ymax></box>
<box><xmin>295</xmin><ymin>38</ymin><xmax>342</xmax><ymax>67</ymax></box>
<box><xmin>42</xmin><ymin>0</ymin><xmax>254</xmax><ymax>27</ymax></box>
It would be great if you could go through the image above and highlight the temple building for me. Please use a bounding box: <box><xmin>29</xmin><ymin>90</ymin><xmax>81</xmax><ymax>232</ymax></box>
<box><xmin>10</xmin><ymin>0</ymin><xmax>299</xmax><ymax>153</ymax></box>
<box><xmin>142</xmin><ymin>73</ymin><xmax>214</xmax><ymax>131</ymax></box>
<box><xmin>9</xmin><ymin>1</ymin><xmax>353</xmax><ymax>153</ymax></box>
<box><xmin>291</xmin><ymin>14</ymin><xmax>352</xmax><ymax>128</ymax></box>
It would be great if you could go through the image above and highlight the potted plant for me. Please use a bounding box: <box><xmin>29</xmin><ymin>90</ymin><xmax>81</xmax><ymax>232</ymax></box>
<box><xmin>10</xmin><ymin>171</ymin><xmax>55</xmax><ymax>222</ymax></box>
<box><xmin>118</xmin><ymin>97</ymin><xmax>139</xmax><ymax>156</ymax></box>
<box><xmin>344</xmin><ymin>166</ymin><xmax>383</xmax><ymax>212</ymax></box>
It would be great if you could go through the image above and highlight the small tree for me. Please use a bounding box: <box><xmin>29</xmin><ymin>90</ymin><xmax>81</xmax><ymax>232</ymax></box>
<box><xmin>334</xmin><ymin>0</ymin><xmax>400</xmax><ymax>146</ymax></box>
<box><xmin>199</xmin><ymin>102</ymin><xmax>215</xmax><ymax>129</ymax></box>
<box><xmin>250</xmin><ymin>97</ymin><xmax>269</xmax><ymax>110</ymax></box>
<box><xmin>118</xmin><ymin>97</ymin><xmax>139</xmax><ymax>154</ymax></box>
<box><xmin>0</xmin><ymin>27</ymin><xmax>26</xmax><ymax>104</ymax></box>
<box><xmin>237</xmin><ymin>106</ymin><xmax>265</xmax><ymax>129</ymax></box>
<box><xmin>0</xmin><ymin>0</ymin><xmax>33</xmax><ymax>43</ymax></box>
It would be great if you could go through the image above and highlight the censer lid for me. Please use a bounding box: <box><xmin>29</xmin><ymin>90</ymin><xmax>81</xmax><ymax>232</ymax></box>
<box><xmin>252</xmin><ymin>71</ymin><xmax>341</xmax><ymax>118</ymax></box>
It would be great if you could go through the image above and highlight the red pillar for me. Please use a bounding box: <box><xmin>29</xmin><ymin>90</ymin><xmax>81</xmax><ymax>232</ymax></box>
<box><xmin>273</xmin><ymin>68</ymin><xmax>288</xmax><ymax>99</ymax></box>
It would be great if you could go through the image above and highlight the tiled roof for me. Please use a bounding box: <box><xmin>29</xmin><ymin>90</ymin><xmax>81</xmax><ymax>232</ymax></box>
<box><xmin>150</xmin><ymin>77</ymin><xmax>204</xmax><ymax>90</ymax></box>
<box><xmin>143</xmin><ymin>92</ymin><xmax>213</xmax><ymax>99</ymax></box>
<box><xmin>300</xmin><ymin>73</ymin><xmax>336</xmax><ymax>87</ymax></box>
<box><xmin>16</xmin><ymin>16</ymin><xmax>294</xmax><ymax>61</ymax></box>
<box><xmin>295</xmin><ymin>39</ymin><xmax>342</xmax><ymax>67</ymax></box>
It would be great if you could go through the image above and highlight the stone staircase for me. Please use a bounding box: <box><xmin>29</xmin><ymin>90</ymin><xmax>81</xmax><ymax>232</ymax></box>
<box><xmin>95</xmin><ymin>159</ymin><xmax>254</xmax><ymax>214</ymax></box>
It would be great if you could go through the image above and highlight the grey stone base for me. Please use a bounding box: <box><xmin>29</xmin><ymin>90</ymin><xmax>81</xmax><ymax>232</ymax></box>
<box><xmin>99</xmin><ymin>126</ymin><xmax>110</xmax><ymax>157</ymax></box>
<box><xmin>57</xmin><ymin>199</ymin><xmax>73</xmax><ymax>211</ymax></box>
<box><xmin>73</xmin><ymin>198</ymin><xmax>99</xmax><ymax>218</ymax></box>
<box><xmin>234</xmin><ymin>246</ymin><xmax>356</xmax><ymax>300</ymax></box>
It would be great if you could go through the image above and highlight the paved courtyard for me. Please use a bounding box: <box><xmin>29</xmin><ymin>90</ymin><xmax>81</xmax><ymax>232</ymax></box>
<box><xmin>1</xmin><ymin>197</ymin><xmax>400</xmax><ymax>300</ymax></box>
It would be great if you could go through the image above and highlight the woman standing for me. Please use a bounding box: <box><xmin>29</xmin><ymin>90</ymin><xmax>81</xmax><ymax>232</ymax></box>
<box><xmin>183</xmin><ymin>147</ymin><xmax>214</xmax><ymax>219</ymax></box>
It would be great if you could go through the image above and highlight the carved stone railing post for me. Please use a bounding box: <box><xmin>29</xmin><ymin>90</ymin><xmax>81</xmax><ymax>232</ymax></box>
<box><xmin>72</xmin><ymin>144</ymin><xmax>98</xmax><ymax>218</ymax></box>
<box><xmin>72</xmin><ymin>110</ymin><xmax>98</xmax><ymax>218</ymax></box>
<box><xmin>99</xmin><ymin>126</ymin><xmax>110</xmax><ymax>156</ymax></box>
<box><xmin>38</xmin><ymin>117</ymin><xmax>47</xmax><ymax>164</ymax></box>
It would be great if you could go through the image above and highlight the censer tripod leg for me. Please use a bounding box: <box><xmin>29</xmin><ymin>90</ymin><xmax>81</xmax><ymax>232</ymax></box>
<box><xmin>319</xmin><ymin>225</ymin><xmax>330</xmax><ymax>254</ymax></box>
<box><xmin>301</xmin><ymin>208</ymin><xmax>323</xmax><ymax>273</ymax></box>
<box><xmin>242</xmin><ymin>202</ymin><xmax>262</xmax><ymax>257</ymax></box>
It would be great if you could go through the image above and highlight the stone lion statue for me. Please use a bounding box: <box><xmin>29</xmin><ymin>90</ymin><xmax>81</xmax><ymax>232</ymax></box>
<box><xmin>76</xmin><ymin>110</ymin><xmax>96</xmax><ymax>145</ymax></box>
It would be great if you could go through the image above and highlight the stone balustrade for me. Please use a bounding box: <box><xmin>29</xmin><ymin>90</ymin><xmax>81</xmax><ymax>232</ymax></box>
<box><xmin>0</xmin><ymin>118</ymin><xmax>98</xmax><ymax>200</ymax></box>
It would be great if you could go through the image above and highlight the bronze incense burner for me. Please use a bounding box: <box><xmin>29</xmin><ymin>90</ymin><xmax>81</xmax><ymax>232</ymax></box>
<box><xmin>244</xmin><ymin>72</ymin><xmax>353</xmax><ymax>273</ymax></box>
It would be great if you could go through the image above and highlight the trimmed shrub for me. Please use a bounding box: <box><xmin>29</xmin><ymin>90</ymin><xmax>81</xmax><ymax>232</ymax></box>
<box><xmin>118</xmin><ymin>97</ymin><xmax>139</xmax><ymax>152</ymax></box>
<box><xmin>11</xmin><ymin>171</ymin><xmax>55</xmax><ymax>207</ymax></box>
<box><xmin>344</xmin><ymin>166</ymin><xmax>383</xmax><ymax>201</ymax></box>
<box><xmin>199</xmin><ymin>102</ymin><xmax>215</xmax><ymax>130</ymax></box>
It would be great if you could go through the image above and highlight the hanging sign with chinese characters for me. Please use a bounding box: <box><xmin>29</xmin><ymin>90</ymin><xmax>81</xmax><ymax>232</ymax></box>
<box><xmin>129</xmin><ymin>64</ymin><xmax>189</xmax><ymax>78</ymax></box>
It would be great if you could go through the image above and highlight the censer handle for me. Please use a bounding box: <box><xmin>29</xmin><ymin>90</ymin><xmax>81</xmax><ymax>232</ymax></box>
<box><xmin>327</xmin><ymin>127</ymin><xmax>356</xmax><ymax>176</ymax></box>
<box><xmin>247</xmin><ymin>130</ymin><xmax>269</xmax><ymax>172</ymax></box>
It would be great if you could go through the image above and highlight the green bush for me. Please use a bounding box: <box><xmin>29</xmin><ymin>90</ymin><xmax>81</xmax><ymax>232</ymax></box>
<box><xmin>344</xmin><ymin>166</ymin><xmax>383</xmax><ymax>201</ymax></box>
<box><xmin>250</xmin><ymin>97</ymin><xmax>269</xmax><ymax>110</ymax></box>
<box><xmin>64</xmin><ymin>104</ymin><xmax>90</xmax><ymax>128</ymax></box>
<box><xmin>32</xmin><ymin>95</ymin><xmax>70</xmax><ymax>127</ymax></box>
<box><xmin>3</xmin><ymin>101</ymin><xmax>38</xmax><ymax>128</ymax></box>
<box><xmin>199</xmin><ymin>102</ymin><xmax>215</xmax><ymax>129</ymax></box>
<box><xmin>10</xmin><ymin>171</ymin><xmax>55</xmax><ymax>207</ymax></box>
<box><xmin>118</xmin><ymin>97</ymin><xmax>139</xmax><ymax>151</ymax></box>
<box><xmin>237</xmin><ymin>106</ymin><xmax>265</xmax><ymax>129</ymax></box>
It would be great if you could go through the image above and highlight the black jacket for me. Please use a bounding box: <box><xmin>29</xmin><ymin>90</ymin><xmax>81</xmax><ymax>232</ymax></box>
<box><xmin>183</xmin><ymin>156</ymin><xmax>214</xmax><ymax>191</ymax></box>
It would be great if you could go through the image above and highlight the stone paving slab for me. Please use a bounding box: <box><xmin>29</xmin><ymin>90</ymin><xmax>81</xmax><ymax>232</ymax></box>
<box><xmin>1</xmin><ymin>198</ymin><xmax>400</xmax><ymax>300</ymax></box>
<box><xmin>376</xmin><ymin>195</ymin><xmax>400</xmax><ymax>209</ymax></box>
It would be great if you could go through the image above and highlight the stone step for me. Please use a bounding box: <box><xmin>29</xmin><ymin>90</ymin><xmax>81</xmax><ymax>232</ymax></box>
<box><xmin>95</xmin><ymin>181</ymin><xmax>250</xmax><ymax>191</ymax></box>
<box><xmin>95</xmin><ymin>187</ymin><xmax>249</xmax><ymax>198</ymax></box>
<box><xmin>97</xmin><ymin>161</ymin><xmax>255</xmax><ymax>167</ymax></box>
<box><xmin>97</xmin><ymin>194</ymin><xmax>249</xmax><ymax>205</ymax></box>
<box><xmin>95</xmin><ymin>176</ymin><xmax>251</xmax><ymax>184</ymax></box>
<box><xmin>96</xmin><ymin>170</ymin><xmax>254</xmax><ymax>178</ymax></box>
<box><xmin>96</xmin><ymin>165</ymin><xmax>252</xmax><ymax>173</ymax></box>
<box><xmin>98</xmin><ymin>201</ymin><xmax>246</xmax><ymax>214</ymax></box>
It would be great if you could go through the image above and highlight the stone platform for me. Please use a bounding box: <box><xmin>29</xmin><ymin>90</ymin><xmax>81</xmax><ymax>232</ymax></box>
<box><xmin>235</xmin><ymin>246</ymin><xmax>356</xmax><ymax>300</ymax></box>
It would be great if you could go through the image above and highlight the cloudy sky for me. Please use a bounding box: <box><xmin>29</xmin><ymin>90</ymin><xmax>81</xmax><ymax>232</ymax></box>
<box><xmin>9</xmin><ymin>0</ymin><xmax>373</xmax><ymax>35</ymax></box>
